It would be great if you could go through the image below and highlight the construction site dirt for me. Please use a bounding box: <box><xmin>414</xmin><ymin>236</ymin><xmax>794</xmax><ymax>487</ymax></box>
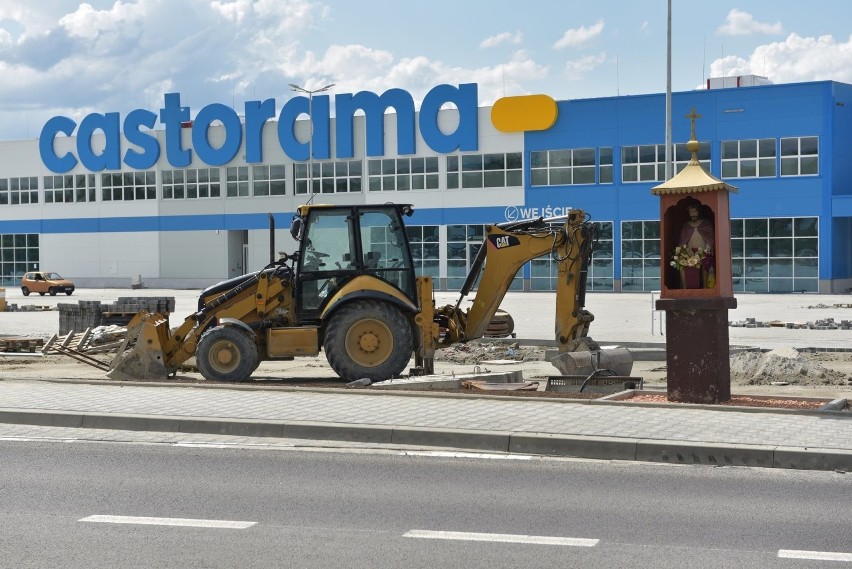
<box><xmin>1</xmin><ymin>288</ymin><xmax>852</xmax><ymax>408</ymax></box>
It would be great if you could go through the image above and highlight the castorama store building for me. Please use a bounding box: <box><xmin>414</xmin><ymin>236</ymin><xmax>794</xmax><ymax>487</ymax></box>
<box><xmin>2</xmin><ymin>75</ymin><xmax>852</xmax><ymax>294</ymax></box>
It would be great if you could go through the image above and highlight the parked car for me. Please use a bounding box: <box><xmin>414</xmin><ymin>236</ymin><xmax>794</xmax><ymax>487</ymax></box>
<box><xmin>21</xmin><ymin>271</ymin><xmax>75</xmax><ymax>296</ymax></box>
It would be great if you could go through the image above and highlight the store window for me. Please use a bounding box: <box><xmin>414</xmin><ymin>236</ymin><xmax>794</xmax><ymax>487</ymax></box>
<box><xmin>599</xmin><ymin>147</ymin><xmax>613</xmax><ymax>184</ymax></box>
<box><xmin>780</xmin><ymin>136</ymin><xmax>819</xmax><ymax>176</ymax></box>
<box><xmin>0</xmin><ymin>233</ymin><xmax>38</xmax><ymax>286</ymax></box>
<box><xmin>620</xmin><ymin>220</ymin><xmax>661</xmax><ymax>291</ymax></box>
<box><xmin>622</xmin><ymin>143</ymin><xmax>710</xmax><ymax>182</ymax></box>
<box><xmin>721</xmin><ymin>138</ymin><xmax>776</xmax><ymax>178</ymax></box>
<box><xmin>530</xmin><ymin>148</ymin><xmax>596</xmax><ymax>186</ymax></box>
<box><xmin>252</xmin><ymin>165</ymin><xmax>286</xmax><ymax>196</ymax></box>
<box><xmin>731</xmin><ymin>216</ymin><xmax>818</xmax><ymax>292</ymax></box>
<box><xmin>447</xmin><ymin>152</ymin><xmax>522</xmax><ymax>189</ymax></box>
<box><xmin>163</xmin><ymin>168</ymin><xmax>221</xmax><ymax>199</ymax></box>
<box><xmin>0</xmin><ymin>177</ymin><xmax>39</xmax><ymax>205</ymax></box>
<box><xmin>226</xmin><ymin>166</ymin><xmax>249</xmax><ymax>197</ymax></box>
<box><xmin>44</xmin><ymin>174</ymin><xmax>96</xmax><ymax>203</ymax></box>
<box><xmin>101</xmin><ymin>171</ymin><xmax>156</xmax><ymax>201</ymax></box>
<box><xmin>405</xmin><ymin>225</ymin><xmax>440</xmax><ymax>278</ymax></box>
<box><xmin>294</xmin><ymin>160</ymin><xmax>362</xmax><ymax>194</ymax></box>
<box><xmin>368</xmin><ymin>157</ymin><xmax>439</xmax><ymax>191</ymax></box>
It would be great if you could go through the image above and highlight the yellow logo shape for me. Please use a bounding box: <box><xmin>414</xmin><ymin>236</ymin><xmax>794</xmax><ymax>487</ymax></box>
<box><xmin>491</xmin><ymin>94</ymin><xmax>558</xmax><ymax>133</ymax></box>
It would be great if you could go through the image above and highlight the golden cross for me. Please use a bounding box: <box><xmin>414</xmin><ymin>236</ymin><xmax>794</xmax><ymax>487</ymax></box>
<box><xmin>686</xmin><ymin>106</ymin><xmax>702</xmax><ymax>141</ymax></box>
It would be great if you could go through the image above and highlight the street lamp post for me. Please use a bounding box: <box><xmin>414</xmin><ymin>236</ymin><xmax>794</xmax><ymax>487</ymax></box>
<box><xmin>289</xmin><ymin>83</ymin><xmax>335</xmax><ymax>195</ymax></box>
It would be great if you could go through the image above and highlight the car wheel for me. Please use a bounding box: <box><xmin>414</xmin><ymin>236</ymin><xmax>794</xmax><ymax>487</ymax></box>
<box><xmin>49</xmin><ymin>287</ymin><xmax>57</xmax><ymax>296</ymax></box>
<box><xmin>65</xmin><ymin>291</ymin><xmax>73</xmax><ymax>296</ymax></box>
<box><xmin>21</xmin><ymin>287</ymin><xmax>29</xmax><ymax>296</ymax></box>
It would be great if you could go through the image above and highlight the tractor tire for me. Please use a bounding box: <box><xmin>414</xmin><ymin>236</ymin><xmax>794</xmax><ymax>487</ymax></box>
<box><xmin>21</xmin><ymin>287</ymin><xmax>29</xmax><ymax>296</ymax></box>
<box><xmin>196</xmin><ymin>325</ymin><xmax>258</xmax><ymax>382</ymax></box>
<box><xmin>324</xmin><ymin>300</ymin><xmax>413</xmax><ymax>383</ymax></box>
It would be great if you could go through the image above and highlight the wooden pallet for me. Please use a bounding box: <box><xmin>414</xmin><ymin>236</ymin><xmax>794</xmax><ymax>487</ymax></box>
<box><xmin>0</xmin><ymin>337</ymin><xmax>45</xmax><ymax>353</ymax></box>
<box><xmin>42</xmin><ymin>329</ymin><xmax>111</xmax><ymax>371</ymax></box>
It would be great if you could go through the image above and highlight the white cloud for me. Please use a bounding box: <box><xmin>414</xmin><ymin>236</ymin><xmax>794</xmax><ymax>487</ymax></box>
<box><xmin>717</xmin><ymin>9</ymin><xmax>783</xmax><ymax>36</ymax></box>
<box><xmin>709</xmin><ymin>33</ymin><xmax>852</xmax><ymax>84</ymax></box>
<box><xmin>480</xmin><ymin>31</ymin><xmax>523</xmax><ymax>49</ymax></box>
<box><xmin>58</xmin><ymin>1</ymin><xmax>148</xmax><ymax>40</ymax></box>
<box><xmin>564</xmin><ymin>53</ymin><xmax>608</xmax><ymax>79</ymax></box>
<box><xmin>554</xmin><ymin>20</ymin><xmax>604</xmax><ymax>49</ymax></box>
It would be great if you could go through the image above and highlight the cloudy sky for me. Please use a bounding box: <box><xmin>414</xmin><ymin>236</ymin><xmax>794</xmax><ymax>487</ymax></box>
<box><xmin>1</xmin><ymin>0</ymin><xmax>851</xmax><ymax>141</ymax></box>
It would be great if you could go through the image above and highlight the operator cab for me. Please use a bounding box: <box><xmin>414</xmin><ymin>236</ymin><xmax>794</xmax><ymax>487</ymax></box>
<box><xmin>292</xmin><ymin>204</ymin><xmax>417</xmax><ymax>319</ymax></box>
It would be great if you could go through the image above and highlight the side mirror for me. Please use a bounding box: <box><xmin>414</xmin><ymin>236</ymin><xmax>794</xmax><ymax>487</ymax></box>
<box><xmin>290</xmin><ymin>216</ymin><xmax>304</xmax><ymax>241</ymax></box>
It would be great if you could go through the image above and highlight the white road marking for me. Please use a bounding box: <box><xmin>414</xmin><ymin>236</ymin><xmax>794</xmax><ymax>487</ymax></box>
<box><xmin>778</xmin><ymin>549</ymin><xmax>852</xmax><ymax>562</ymax></box>
<box><xmin>79</xmin><ymin>515</ymin><xmax>256</xmax><ymax>529</ymax></box>
<box><xmin>403</xmin><ymin>530</ymin><xmax>598</xmax><ymax>547</ymax></box>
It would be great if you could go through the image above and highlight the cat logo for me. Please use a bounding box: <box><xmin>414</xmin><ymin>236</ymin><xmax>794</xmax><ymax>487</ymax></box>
<box><xmin>489</xmin><ymin>234</ymin><xmax>520</xmax><ymax>249</ymax></box>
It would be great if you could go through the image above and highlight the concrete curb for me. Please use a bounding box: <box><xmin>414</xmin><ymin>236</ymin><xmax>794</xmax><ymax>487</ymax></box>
<box><xmin>1</xmin><ymin>407</ymin><xmax>850</xmax><ymax>472</ymax></box>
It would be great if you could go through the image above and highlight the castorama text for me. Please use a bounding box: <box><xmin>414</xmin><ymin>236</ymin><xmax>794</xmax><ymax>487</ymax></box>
<box><xmin>39</xmin><ymin>84</ymin><xmax>480</xmax><ymax>174</ymax></box>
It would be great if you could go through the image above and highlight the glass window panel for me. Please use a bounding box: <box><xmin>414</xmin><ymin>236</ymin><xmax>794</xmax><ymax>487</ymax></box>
<box><xmin>639</xmin><ymin>164</ymin><xmax>656</xmax><ymax>181</ymax></box>
<box><xmin>549</xmin><ymin>150</ymin><xmax>571</xmax><ymax>166</ymax></box>
<box><xmin>506</xmin><ymin>171</ymin><xmax>522</xmax><ymax>186</ymax></box>
<box><xmin>550</xmin><ymin>169</ymin><xmax>571</xmax><ymax>185</ymax></box>
<box><xmin>638</xmin><ymin>145</ymin><xmax>657</xmax><ymax>163</ymax></box>
<box><xmin>744</xmin><ymin>258</ymin><xmax>768</xmax><ymax>277</ymax></box>
<box><xmin>758</xmin><ymin>158</ymin><xmax>776</xmax><ymax>176</ymax></box>
<box><xmin>599</xmin><ymin>147</ymin><xmax>612</xmax><ymax>164</ymax></box>
<box><xmin>644</xmin><ymin>239</ymin><xmax>660</xmax><ymax>257</ymax></box>
<box><xmin>722</xmin><ymin>162</ymin><xmax>738</xmax><ymax>178</ymax></box>
<box><xmin>780</xmin><ymin>138</ymin><xmax>799</xmax><ymax>156</ymax></box>
<box><xmin>461</xmin><ymin>155</ymin><xmax>483</xmax><ymax>170</ymax></box>
<box><xmin>412</xmin><ymin>175</ymin><xmax>425</xmax><ymax>190</ymax></box>
<box><xmin>447</xmin><ymin>173</ymin><xmax>458</xmax><ymax>189</ymax></box>
<box><xmin>349</xmin><ymin>161</ymin><xmax>362</xmax><ymax>176</ymax></box>
<box><xmin>740</xmin><ymin>160</ymin><xmax>756</xmax><ymax>177</ymax></box>
<box><xmin>447</xmin><ymin>244</ymin><xmax>466</xmax><ymax>260</ymax></box>
<box><xmin>592</xmin><ymin>258</ymin><xmax>613</xmax><ymax>277</ymax></box>
<box><xmin>505</xmin><ymin>153</ymin><xmax>522</xmax><ymax>169</ymax></box>
<box><xmin>483</xmin><ymin>171</ymin><xmax>504</xmax><ymax>187</ymax></box>
<box><xmin>721</xmin><ymin>141</ymin><xmax>738</xmax><ymax>159</ymax></box>
<box><xmin>622</xmin><ymin>146</ymin><xmax>638</xmax><ymax>164</ymax></box>
<box><xmin>800</xmin><ymin>136</ymin><xmax>818</xmax><ymax>155</ymax></box>
<box><xmin>573</xmin><ymin>167</ymin><xmax>594</xmax><ymax>184</ymax></box>
<box><xmin>622</xmin><ymin>166</ymin><xmax>638</xmax><ymax>182</ymax></box>
<box><xmin>740</xmin><ymin>139</ymin><xmax>757</xmax><ymax>158</ymax></box>
<box><xmin>794</xmin><ymin>217</ymin><xmax>818</xmax><ymax>237</ymax></box>
<box><xmin>643</xmin><ymin>221</ymin><xmax>660</xmax><ymax>239</ymax></box>
<box><xmin>467</xmin><ymin>225</ymin><xmax>484</xmax><ymax>240</ymax></box>
<box><xmin>744</xmin><ymin>219</ymin><xmax>768</xmax><ymax>237</ymax></box>
<box><xmin>461</xmin><ymin>172</ymin><xmax>482</xmax><ymax>188</ymax></box>
<box><xmin>530</xmin><ymin>151</ymin><xmax>547</xmax><ymax>167</ymax></box>
<box><xmin>731</xmin><ymin>239</ymin><xmax>744</xmax><ymax>258</ymax></box>
<box><xmin>769</xmin><ymin>278</ymin><xmax>793</xmax><ymax>293</ymax></box>
<box><xmin>744</xmin><ymin>239</ymin><xmax>768</xmax><ymax>257</ymax></box>
<box><xmin>731</xmin><ymin>259</ymin><xmax>744</xmax><ymax>278</ymax></box>
<box><xmin>780</xmin><ymin>159</ymin><xmax>799</xmax><ymax>175</ymax></box>
<box><xmin>793</xmin><ymin>278</ymin><xmax>818</xmax><ymax>292</ymax></box>
<box><xmin>447</xmin><ymin>225</ymin><xmax>466</xmax><ymax>241</ymax></box>
<box><xmin>759</xmin><ymin>139</ymin><xmax>775</xmax><ymax>156</ymax></box>
<box><xmin>622</xmin><ymin>259</ymin><xmax>643</xmax><ymax>277</ymax></box>
<box><xmin>446</xmin><ymin>156</ymin><xmax>458</xmax><ymax>172</ymax></box>
<box><xmin>368</xmin><ymin>160</ymin><xmax>381</xmax><ymax>175</ymax></box>
<box><xmin>396</xmin><ymin>175</ymin><xmax>410</xmax><ymax>191</ymax></box>
<box><xmin>426</xmin><ymin>174</ymin><xmax>440</xmax><ymax>188</ymax></box>
<box><xmin>794</xmin><ymin>258</ymin><xmax>818</xmax><ymax>277</ymax></box>
<box><xmin>573</xmin><ymin>149</ymin><xmax>595</xmax><ymax>166</ymax></box>
<box><xmin>382</xmin><ymin>176</ymin><xmax>395</xmax><ymax>191</ymax></box>
<box><xmin>531</xmin><ymin>170</ymin><xmax>548</xmax><ymax>186</ymax></box>
<box><xmin>769</xmin><ymin>219</ymin><xmax>793</xmax><ymax>238</ymax></box>
<box><xmin>769</xmin><ymin>258</ymin><xmax>793</xmax><ymax>277</ymax></box>
<box><xmin>599</xmin><ymin>165</ymin><xmax>613</xmax><ymax>184</ymax></box>
<box><xmin>621</xmin><ymin>240</ymin><xmax>643</xmax><ymax>258</ymax></box>
<box><xmin>335</xmin><ymin>161</ymin><xmax>349</xmax><ymax>176</ymax></box>
<box><xmin>794</xmin><ymin>238</ymin><xmax>818</xmax><ymax>258</ymax></box>
<box><xmin>483</xmin><ymin>153</ymin><xmax>504</xmax><ymax>170</ymax></box>
<box><xmin>800</xmin><ymin>156</ymin><xmax>818</xmax><ymax>175</ymax></box>
<box><xmin>621</xmin><ymin>221</ymin><xmax>642</xmax><ymax>240</ymax></box>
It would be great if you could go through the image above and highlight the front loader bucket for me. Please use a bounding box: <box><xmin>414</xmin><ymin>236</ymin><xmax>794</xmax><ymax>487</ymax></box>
<box><xmin>550</xmin><ymin>346</ymin><xmax>634</xmax><ymax>377</ymax></box>
<box><xmin>107</xmin><ymin>311</ymin><xmax>173</xmax><ymax>381</ymax></box>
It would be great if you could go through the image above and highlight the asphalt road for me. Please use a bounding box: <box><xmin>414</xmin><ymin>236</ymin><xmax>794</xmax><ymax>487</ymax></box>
<box><xmin>2</xmin><ymin>439</ymin><xmax>850</xmax><ymax>568</ymax></box>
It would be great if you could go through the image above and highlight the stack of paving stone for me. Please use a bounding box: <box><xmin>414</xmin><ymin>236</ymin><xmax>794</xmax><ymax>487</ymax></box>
<box><xmin>58</xmin><ymin>296</ymin><xmax>175</xmax><ymax>335</ymax></box>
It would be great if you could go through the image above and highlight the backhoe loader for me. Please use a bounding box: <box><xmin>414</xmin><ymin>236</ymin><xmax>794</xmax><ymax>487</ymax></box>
<box><xmin>107</xmin><ymin>203</ymin><xmax>629</xmax><ymax>382</ymax></box>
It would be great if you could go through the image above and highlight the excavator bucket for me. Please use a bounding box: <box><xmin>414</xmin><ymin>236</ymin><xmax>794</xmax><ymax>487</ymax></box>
<box><xmin>550</xmin><ymin>345</ymin><xmax>634</xmax><ymax>377</ymax></box>
<box><xmin>107</xmin><ymin>311</ymin><xmax>173</xmax><ymax>381</ymax></box>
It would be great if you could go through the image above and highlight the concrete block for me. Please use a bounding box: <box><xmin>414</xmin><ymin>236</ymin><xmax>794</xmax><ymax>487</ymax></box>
<box><xmin>773</xmin><ymin>447</ymin><xmax>852</xmax><ymax>471</ymax></box>
<box><xmin>509</xmin><ymin>433</ymin><xmax>639</xmax><ymax>460</ymax></box>
<box><xmin>636</xmin><ymin>440</ymin><xmax>775</xmax><ymax>468</ymax></box>
<box><xmin>392</xmin><ymin>426</ymin><xmax>512</xmax><ymax>452</ymax></box>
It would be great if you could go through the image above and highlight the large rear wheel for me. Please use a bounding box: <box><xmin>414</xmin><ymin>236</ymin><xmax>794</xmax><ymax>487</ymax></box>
<box><xmin>324</xmin><ymin>301</ymin><xmax>413</xmax><ymax>382</ymax></box>
<box><xmin>196</xmin><ymin>325</ymin><xmax>258</xmax><ymax>382</ymax></box>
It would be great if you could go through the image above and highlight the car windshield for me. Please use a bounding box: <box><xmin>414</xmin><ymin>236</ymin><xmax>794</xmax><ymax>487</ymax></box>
<box><xmin>45</xmin><ymin>272</ymin><xmax>63</xmax><ymax>279</ymax></box>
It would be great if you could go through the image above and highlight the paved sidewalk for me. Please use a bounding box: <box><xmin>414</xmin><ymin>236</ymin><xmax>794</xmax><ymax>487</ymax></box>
<box><xmin>0</xmin><ymin>378</ymin><xmax>849</xmax><ymax>471</ymax></box>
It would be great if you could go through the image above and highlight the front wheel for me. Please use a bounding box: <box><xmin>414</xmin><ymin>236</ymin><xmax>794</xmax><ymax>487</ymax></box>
<box><xmin>324</xmin><ymin>300</ymin><xmax>413</xmax><ymax>383</ymax></box>
<box><xmin>48</xmin><ymin>287</ymin><xmax>57</xmax><ymax>296</ymax></box>
<box><xmin>21</xmin><ymin>287</ymin><xmax>29</xmax><ymax>296</ymax></box>
<box><xmin>65</xmin><ymin>290</ymin><xmax>73</xmax><ymax>296</ymax></box>
<box><xmin>196</xmin><ymin>325</ymin><xmax>258</xmax><ymax>382</ymax></box>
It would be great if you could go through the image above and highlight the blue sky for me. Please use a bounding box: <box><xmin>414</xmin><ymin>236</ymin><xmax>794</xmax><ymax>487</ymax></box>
<box><xmin>1</xmin><ymin>0</ymin><xmax>852</xmax><ymax>141</ymax></box>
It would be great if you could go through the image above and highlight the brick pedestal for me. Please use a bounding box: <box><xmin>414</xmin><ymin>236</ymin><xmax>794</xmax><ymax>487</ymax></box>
<box><xmin>655</xmin><ymin>297</ymin><xmax>737</xmax><ymax>404</ymax></box>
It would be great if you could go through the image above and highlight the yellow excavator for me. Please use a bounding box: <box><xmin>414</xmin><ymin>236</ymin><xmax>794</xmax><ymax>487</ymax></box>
<box><xmin>107</xmin><ymin>203</ymin><xmax>628</xmax><ymax>382</ymax></box>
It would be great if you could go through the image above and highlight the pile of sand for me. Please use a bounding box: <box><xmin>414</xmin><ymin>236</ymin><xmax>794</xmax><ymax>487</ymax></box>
<box><xmin>729</xmin><ymin>347</ymin><xmax>849</xmax><ymax>386</ymax></box>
